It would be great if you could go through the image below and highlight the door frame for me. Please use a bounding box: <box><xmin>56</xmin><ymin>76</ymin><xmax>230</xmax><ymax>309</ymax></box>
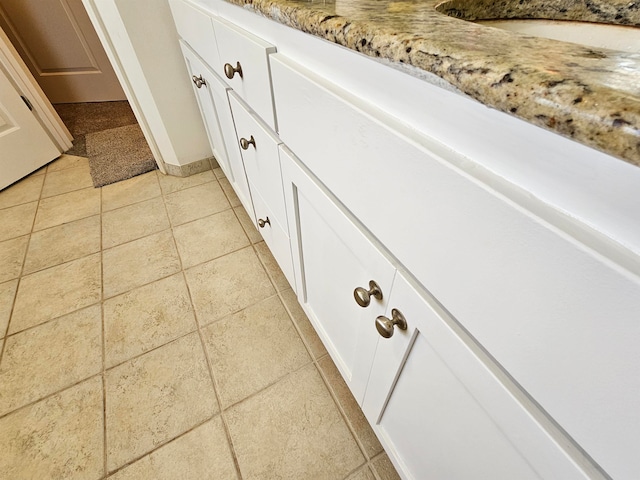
<box><xmin>0</xmin><ymin>26</ymin><xmax>72</xmax><ymax>152</ymax></box>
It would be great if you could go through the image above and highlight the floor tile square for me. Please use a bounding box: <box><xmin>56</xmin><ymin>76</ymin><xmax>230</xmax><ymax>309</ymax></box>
<box><xmin>185</xmin><ymin>247</ymin><xmax>274</xmax><ymax>325</ymax></box>
<box><xmin>103</xmin><ymin>230</ymin><xmax>181</xmax><ymax>298</ymax></box>
<box><xmin>280</xmin><ymin>288</ymin><xmax>328</xmax><ymax>360</ymax></box>
<box><xmin>219</xmin><ymin>178</ymin><xmax>241</xmax><ymax>208</ymax></box>
<box><xmin>318</xmin><ymin>355</ymin><xmax>383</xmax><ymax>460</ymax></box>
<box><xmin>0</xmin><ymin>305</ymin><xmax>102</xmax><ymax>416</ymax></box>
<box><xmin>164</xmin><ymin>182</ymin><xmax>230</xmax><ymax>226</ymax></box>
<box><xmin>0</xmin><ymin>235</ymin><xmax>28</xmax><ymax>283</ymax></box>
<box><xmin>158</xmin><ymin>170</ymin><xmax>215</xmax><ymax>195</ymax></box>
<box><xmin>226</xmin><ymin>363</ymin><xmax>364</xmax><ymax>479</ymax></box>
<box><xmin>371</xmin><ymin>453</ymin><xmax>401</xmax><ymax>480</ymax></box>
<box><xmin>213</xmin><ymin>167</ymin><xmax>225</xmax><ymax>179</ymax></box>
<box><xmin>104</xmin><ymin>273</ymin><xmax>196</xmax><ymax>368</ymax></box>
<box><xmin>33</xmin><ymin>188</ymin><xmax>100</xmax><ymax>231</ymax></box>
<box><xmin>23</xmin><ymin>215</ymin><xmax>101</xmax><ymax>275</ymax></box>
<box><xmin>102</xmin><ymin>171</ymin><xmax>160</xmax><ymax>212</ymax></box>
<box><xmin>108</xmin><ymin>417</ymin><xmax>237</xmax><ymax>480</ymax></box>
<box><xmin>46</xmin><ymin>154</ymin><xmax>87</xmax><ymax>173</ymax></box>
<box><xmin>234</xmin><ymin>205</ymin><xmax>261</xmax><ymax>244</ymax></box>
<box><xmin>347</xmin><ymin>466</ymin><xmax>377</xmax><ymax>480</ymax></box>
<box><xmin>0</xmin><ymin>175</ymin><xmax>43</xmax><ymax>209</ymax></box>
<box><xmin>255</xmin><ymin>241</ymin><xmax>291</xmax><ymax>291</ymax></box>
<box><xmin>203</xmin><ymin>295</ymin><xmax>310</xmax><ymax>407</ymax></box>
<box><xmin>173</xmin><ymin>210</ymin><xmax>249</xmax><ymax>268</ymax></box>
<box><xmin>105</xmin><ymin>332</ymin><xmax>218</xmax><ymax>471</ymax></box>
<box><xmin>102</xmin><ymin>197</ymin><xmax>169</xmax><ymax>249</ymax></box>
<box><xmin>0</xmin><ymin>280</ymin><xmax>18</xmax><ymax>338</ymax></box>
<box><xmin>0</xmin><ymin>377</ymin><xmax>104</xmax><ymax>480</ymax></box>
<box><xmin>0</xmin><ymin>202</ymin><xmax>37</xmax><ymax>242</ymax></box>
<box><xmin>10</xmin><ymin>253</ymin><xmax>101</xmax><ymax>334</ymax></box>
<box><xmin>41</xmin><ymin>164</ymin><xmax>93</xmax><ymax>198</ymax></box>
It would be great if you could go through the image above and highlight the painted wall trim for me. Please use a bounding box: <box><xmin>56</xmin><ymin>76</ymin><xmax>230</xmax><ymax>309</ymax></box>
<box><xmin>164</xmin><ymin>156</ymin><xmax>218</xmax><ymax>177</ymax></box>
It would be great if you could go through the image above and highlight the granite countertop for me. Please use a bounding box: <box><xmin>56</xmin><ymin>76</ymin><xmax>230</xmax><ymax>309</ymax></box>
<box><xmin>223</xmin><ymin>0</ymin><xmax>640</xmax><ymax>168</ymax></box>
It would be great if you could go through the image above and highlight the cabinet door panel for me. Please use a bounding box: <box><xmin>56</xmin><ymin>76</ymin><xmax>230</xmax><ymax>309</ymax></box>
<box><xmin>281</xmin><ymin>150</ymin><xmax>396</xmax><ymax>402</ymax></box>
<box><xmin>363</xmin><ymin>273</ymin><xmax>591</xmax><ymax>480</ymax></box>
<box><xmin>180</xmin><ymin>42</ymin><xmax>230</xmax><ymax>175</ymax></box>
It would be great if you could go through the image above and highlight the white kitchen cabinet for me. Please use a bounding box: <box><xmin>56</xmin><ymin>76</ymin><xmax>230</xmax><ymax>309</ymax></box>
<box><xmin>362</xmin><ymin>272</ymin><xmax>591</xmax><ymax>480</ymax></box>
<box><xmin>281</xmin><ymin>147</ymin><xmax>396</xmax><ymax>403</ymax></box>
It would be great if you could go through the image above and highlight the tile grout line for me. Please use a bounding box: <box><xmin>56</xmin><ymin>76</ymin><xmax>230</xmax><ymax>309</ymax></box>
<box><xmin>0</xmin><ymin>166</ymin><xmax>47</xmax><ymax>364</ymax></box>
<box><xmin>166</xmin><ymin>175</ymin><xmax>245</xmax><ymax>479</ymax></box>
<box><xmin>0</xmin><ymin>371</ymin><xmax>103</xmax><ymax>421</ymax></box>
<box><xmin>99</xmin><ymin>183</ymin><xmax>109</xmax><ymax>479</ymax></box>
<box><xmin>104</xmin><ymin>416</ymin><xmax>216</xmax><ymax>478</ymax></box>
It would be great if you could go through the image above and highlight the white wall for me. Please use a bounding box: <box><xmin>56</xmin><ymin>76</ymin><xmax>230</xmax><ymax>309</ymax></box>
<box><xmin>84</xmin><ymin>0</ymin><xmax>211</xmax><ymax>169</ymax></box>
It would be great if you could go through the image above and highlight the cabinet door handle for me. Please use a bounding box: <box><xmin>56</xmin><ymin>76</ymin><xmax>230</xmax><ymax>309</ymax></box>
<box><xmin>192</xmin><ymin>75</ymin><xmax>206</xmax><ymax>88</ymax></box>
<box><xmin>353</xmin><ymin>280</ymin><xmax>383</xmax><ymax>307</ymax></box>
<box><xmin>224</xmin><ymin>61</ymin><xmax>243</xmax><ymax>79</ymax></box>
<box><xmin>258</xmin><ymin>217</ymin><xmax>270</xmax><ymax>228</ymax></box>
<box><xmin>240</xmin><ymin>136</ymin><xmax>256</xmax><ymax>150</ymax></box>
<box><xmin>375</xmin><ymin>309</ymin><xmax>407</xmax><ymax>338</ymax></box>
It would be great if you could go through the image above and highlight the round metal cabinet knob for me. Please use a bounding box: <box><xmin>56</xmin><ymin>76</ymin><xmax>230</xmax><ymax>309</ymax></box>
<box><xmin>192</xmin><ymin>75</ymin><xmax>206</xmax><ymax>88</ymax></box>
<box><xmin>240</xmin><ymin>136</ymin><xmax>256</xmax><ymax>150</ymax></box>
<box><xmin>224</xmin><ymin>61</ymin><xmax>243</xmax><ymax>79</ymax></box>
<box><xmin>353</xmin><ymin>280</ymin><xmax>383</xmax><ymax>308</ymax></box>
<box><xmin>258</xmin><ymin>217</ymin><xmax>270</xmax><ymax>228</ymax></box>
<box><xmin>375</xmin><ymin>309</ymin><xmax>407</xmax><ymax>338</ymax></box>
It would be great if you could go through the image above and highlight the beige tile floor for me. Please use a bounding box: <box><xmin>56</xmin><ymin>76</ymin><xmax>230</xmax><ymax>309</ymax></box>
<box><xmin>0</xmin><ymin>155</ymin><xmax>400</xmax><ymax>480</ymax></box>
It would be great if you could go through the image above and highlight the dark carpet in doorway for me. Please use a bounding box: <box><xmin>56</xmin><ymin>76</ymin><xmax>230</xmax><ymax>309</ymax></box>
<box><xmin>86</xmin><ymin>123</ymin><xmax>157</xmax><ymax>188</ymax></box>
<box><xmin>54</xmin><ymin>101</ymin><xmax>157</xmax><ymax>187</ymax></box>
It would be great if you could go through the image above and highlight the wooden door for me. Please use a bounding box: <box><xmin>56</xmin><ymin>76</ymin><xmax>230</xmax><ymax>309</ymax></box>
<box><xmin>0</xmin><ymin>0</ymin><xmax>125</xmax><ymax>103</ymax></box>
<box><xmin>362</xmin><ymin>272</ymin><xmax>592</xmax><ymax>480</ymax></box>
<box><xmin>281</xmin><ymin>151</ymin><xmax>396</xmax><ymax>403</ymax></box>
<box><xmin>0</xmin><ymin>62</ymin><xmax>59</xmax><ymax>189</ymax></box>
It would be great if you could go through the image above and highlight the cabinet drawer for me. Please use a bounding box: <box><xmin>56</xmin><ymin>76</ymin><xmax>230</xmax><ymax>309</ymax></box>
<box><xmin>169</xmin><ymin>0</ymin><xmax>220</xmax><ymax>69</ymax></box>
<box><xmin>251</xmin><ymin>180</ymin><xmax>295</xmax><ymax>289</ymax></box>
<box><xmin>363</xmin><ymin>272</ymin><xmax>590</xmax><ymax>480</ymax></box>
<box><xmin>271</xmin><ymin>53</ymin><xmax>640</xmax><ymax>478</ymax></box>
<box><xmin>212</xmin><ymin>16</ymin><xmax>277</xmax><ymax>129</ymax></box>
<box><xmin>229</xmin><ymin>92</ymin><xmax>286</xmax><ymax>226</ymax></box>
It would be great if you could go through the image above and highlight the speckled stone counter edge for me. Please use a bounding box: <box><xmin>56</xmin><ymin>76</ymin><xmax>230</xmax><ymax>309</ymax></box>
<box><xmin>222</xmin><ymin>0</ymin><xmax>640</xmax><ymax>168</ymax></box>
